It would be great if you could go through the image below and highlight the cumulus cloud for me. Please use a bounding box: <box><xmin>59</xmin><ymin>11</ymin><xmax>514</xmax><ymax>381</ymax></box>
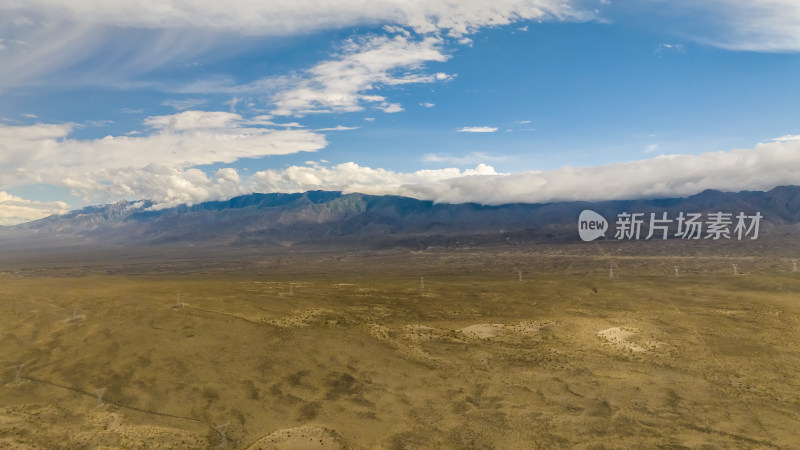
<box><xmin>458</xmin><ymin>126</ymin><xmax>498</xmax><ymax>133</ymax></box>
<box><xmin>118</xmin><ymin>138</ymin><xmax>800</xmax><ymax>209</ymax></box>
<box><xmin>377</xmin><ymin>103</ymin><xmax>405</xmax><ymax>113</ymax></box>
<box><xmin>0</xmin><ymin>110</ymin><xmax>326</xmax><ymax>200</ymax></box>
<box><xmin>400</xmin><ymin>139</ymin><xmax>800</xmax><ymax>204</ymax></box>
<box><xmin>251</xmin><ymin>162</ymin><xmax>499</xmax><ymax>196</ymax></box>
<box><xmin>3</xmin><ymin>136</ymin><xmax>799</xmax><ymax>222</ymax></box>
<box><xmin>129</xmin><ymin>139</ymin><xmax>800</xmax><ymax>207</ymax></box>
<box><xmin>434</xmin><ymin>72</ymin><xmax>454</xmax><ymax>81</ymax></box>
<box><xmin>62</xmin><ymin>165</ymin><xmax>252</xmax><ymax>210</ymax></box>
<box><xmin>0</xmin><ymin>191</ymin><xmax>70</xmax><ymax>226</ymax></box>
<box><xmin>53</xmin><ymin>162</ymin><xmax>502</xmax><ymax>211</ymax></box>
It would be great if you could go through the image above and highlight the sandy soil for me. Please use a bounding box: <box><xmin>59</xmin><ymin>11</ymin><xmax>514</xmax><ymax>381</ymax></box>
<box><xmin>1</xmin><ymin>249</ymin><xmax>799</xmax><ymax>448</ymax></box>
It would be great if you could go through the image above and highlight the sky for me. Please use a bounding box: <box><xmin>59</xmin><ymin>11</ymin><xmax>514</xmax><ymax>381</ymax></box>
<box><xmin>1</xmin><ymin>0</ymin><xmax>800</xmax><ymax>225</ymax></box>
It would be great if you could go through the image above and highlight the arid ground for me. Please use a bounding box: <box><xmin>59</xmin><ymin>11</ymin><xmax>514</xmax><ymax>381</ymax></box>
<box><xmin>1</xmin><ymin>244</ymin><xmax>799</xmax><ymax>448</ymax></box>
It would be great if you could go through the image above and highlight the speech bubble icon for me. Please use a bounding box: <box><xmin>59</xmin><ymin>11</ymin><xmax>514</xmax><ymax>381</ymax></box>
<box><xmin>578</xmin><ymin>210</ymin><xmax>608</xmax><ymax>242</ymax></box>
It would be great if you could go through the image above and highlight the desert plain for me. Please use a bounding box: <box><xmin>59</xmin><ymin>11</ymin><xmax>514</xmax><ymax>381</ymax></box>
<box><xmin>1</xmin><ymin>241</ymin><xmax>799</xmax><ymax>449</ymax></box>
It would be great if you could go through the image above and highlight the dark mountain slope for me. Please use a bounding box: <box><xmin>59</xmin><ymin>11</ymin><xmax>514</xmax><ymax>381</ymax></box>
<box><xmin>1</xmin><ymin>186</ymin><xmax>798</xmax><ymax>250</ymax></box>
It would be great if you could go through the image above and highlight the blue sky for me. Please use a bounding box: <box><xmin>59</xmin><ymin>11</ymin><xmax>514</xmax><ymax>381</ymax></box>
<box><xmin>1</xmin><ymin>1</ymin><xmax>800</xmax><ymax>224</ymax></box>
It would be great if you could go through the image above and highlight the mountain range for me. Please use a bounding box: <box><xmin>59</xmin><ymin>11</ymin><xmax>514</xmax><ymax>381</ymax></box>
<box><xmin>1</xmin><ymin>186</ymin><xmax>799</xmax><ymax>251</ymax></box>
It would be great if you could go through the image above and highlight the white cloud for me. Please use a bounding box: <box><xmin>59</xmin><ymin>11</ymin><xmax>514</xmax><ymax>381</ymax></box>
<box><xmin>377</xmin><ymin>103</ymin><xmax>404</xmax><ymax>113</ymax></box>
<box><xmin>0</xmin><ymin>23</ymin><xmax>220</xmax><ymax>91</ymax></box>
<box><xmin>400</xmin><ymin>139</ymin><xmax>800</xmax><ymax>204</ymax></box>
<box><xmin>54</xmin><ymin>165</ymin><xmax>252</xmax><ymax>210</ymax></box>
<box><xmin>458</xmin><ymin>126</ymin><xmax>498</xmax><ymax>133</ymax></box>
<box><xmin>161</xmin><ymin>98</ymin><xmax>207</xmax><ymax>111</ymax></box>
<box><xmin>3</xmin><ymin>1</ymin><xmax>591</xmax><ymax>36</ymax></box>
<box><xmin>245</xmin><ymin>115</ymin><xmax>304</xmax><ymax>128</ymax></box>
<box><xmin>86</xmin><ymin>119</ymin><xmax>113</xmax><ymax>127</ymax></box>
<box><xmin>644</xmin><ymin>143</ymin><xmax>660</xmax><ymax>153</ymax></box>
<box><xmin>423</xmin><ymin>152</ymin><xmax>510</xmax><ymax>165</ymax></box>
<box><xmin>0</xmin><ymin>1</ymin><xmax>594</xmax><ymax>90</ymax></box>
<box><xmin>383</xmin><ymin>25</ymin><xmax>411</xmax><ymax>37</ymax></box>
<box><xmin>241</xmin><ymin>138</ymin><xmax>800</xmax><ymax>205</ymax></box>
<box><xmin>224</xmin><ymin>96</ymin><xmax>241</xmax><ymax>113</ymax></box>
<box><xmin>771</xmin><ymin>134</ymin><xmax>800</xmax><ymax>142</ymax></box>
<box><xmin>53</xmin><ymin>162</ymin><xmax>498</xmax><ymax>211</ymax></box>
<box><xmin>0</xmin><ymin>191</ymin><xmax>70</xmax><ymax>226</ymax></box>
<box><xmin>434</xmin><ymin>72</ymin><xmax>453</xmax><ymax>80</ymax></box>
<box><xmin>21</xmin><ymin>113</ymin><xmax>38</xmax><ymax>119</ymax></box>
<box><xmin>0</xmin><ymin>110</ymin><xmax>326</xmax><ymax>204</ymax></box>
<box><xmin>3</xmin><ymin>0</ymin><xmax>798</xmax><ymax>94</ymax></box>
<box><xmin>250</xmin><ymin>162</ymin><xmax>499</xmax><ymax>196</ymax></box>
<box><xmin>119</xmin><ymin>166</ymin><xmax>248</xmax><ymax>210</ymax></box>
<box><xmin>143</xmin><ymin>110</ymin><xmax>237</xmax><ymax>131</ymax></box>
<box><xmin>174</xmin><ymin>74</ymin><xmax>297</xmax><ymax>96</ymax></box>
<box><xmin>658</xmin><ymin>1</ymin><xmax>800</xmax><ymax>52</ymax></box>
<box><xmin>316</xmin><ymin>125</ymin><xmax>359</xmax><ymax>131</ymax></box>
<box><xmin>270</xmin><ymin>35</ymin><xmax>447</xmax><ymax>116</ymax></box>
<box><xmin>4</xmin><ymin>136</ymin><xmax>797</xmax><ymax>217</ymax></box>
<box><xmin>656</xmin><ymin>43</ymin><xmax>685</xmax><ymax>56</ymax></box>
<box><xmin>420</xmin><ymin>102</ymin><xmax>435</xmax><ymax>108</ymax></box>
